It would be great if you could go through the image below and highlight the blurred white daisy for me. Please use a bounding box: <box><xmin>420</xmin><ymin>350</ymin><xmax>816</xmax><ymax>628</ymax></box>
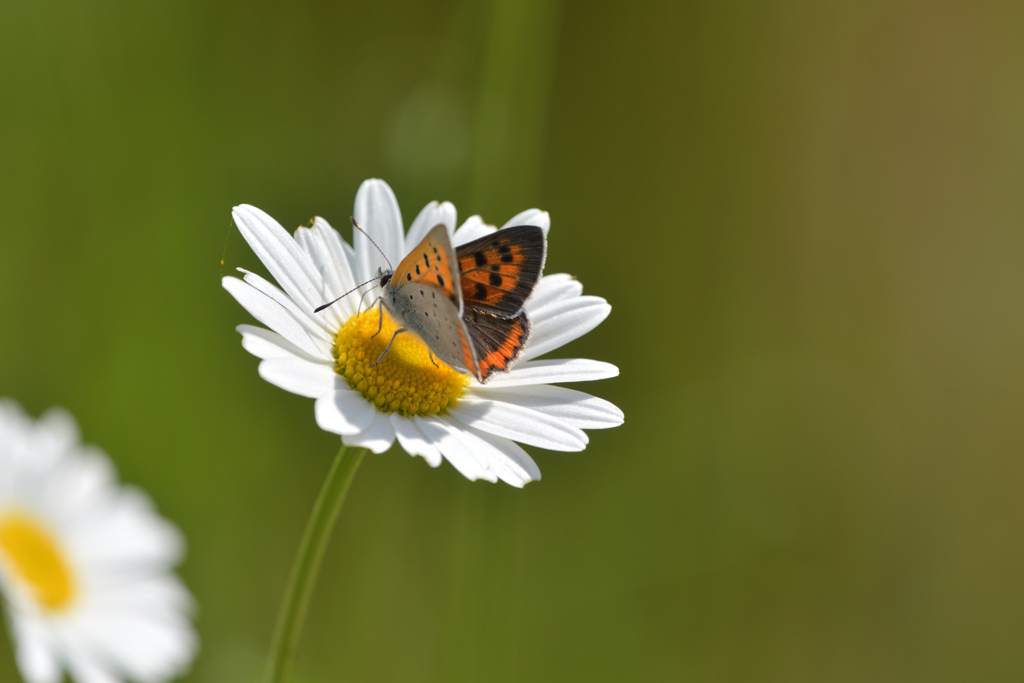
<box><xmin>223</xmin><ymin>178</ymin><xmax>622</xmax><ymax>486</ymax></box>
<box><xmin>0</xmin><ymin>400</ymin><xmax>197</xmax><ymax>683</ymax></box>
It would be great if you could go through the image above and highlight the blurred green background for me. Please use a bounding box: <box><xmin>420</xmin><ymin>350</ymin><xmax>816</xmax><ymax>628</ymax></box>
<box><xmin>2</xmin><ymin>0</ymin><xmax>1023</xmax><ymax>681</ymax></box>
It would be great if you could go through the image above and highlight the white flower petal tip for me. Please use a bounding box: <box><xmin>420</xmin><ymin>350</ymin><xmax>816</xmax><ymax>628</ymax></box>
<box><xmin>0</xmin><ymin>400</ymin><xmax>197</xmax><ymax>683</ymax></box>
<box><xmin>391</xmin><ymin>415</ymin><xmax>443</xmax><ymax>468</ymax></box>
<box><xmin>452</xmin><ymin>215</ymin><xmax>499</xmax><ymax>246</ymax></box>
<box><xmin>314</xmin><ymin>389</ymin><xmax>377</xmax><ymax>436</ymax></box>
<box><xmin>342</xmin><ymin>412</ymin><xmax>396</xmax><ymax>454</ymax></box>
<box><xmin>415</xmin><ymin>416</ymin><xmax>498</xmax><ymax>483</ymax></box>
<box><xmin>221</xmin><ymin>276</ymin><xmax>327</xmax><ymax>359</ymax></box>
<box><xmin>230</xmin><ymin>205</ymin><xmax>325</xmax><ymax>313</ymax></box>
<box><xmin>501</xmin><ymin>208</ymin><xmax>550</xmax><ymax>236</ymax></box>
<box><xmin>353</xmin><ymin>179</ymin><xmax>404</xmax><ymax>283</ymax></box>
<box><xmin>407</xmin><ymin>201</ymin><xmax>457</xmax><ymax>247</ymax></box>
<box><xmin>224</xmin><ymin>181</ymin><xmax>621</xmax><ymax>486</ymax></box>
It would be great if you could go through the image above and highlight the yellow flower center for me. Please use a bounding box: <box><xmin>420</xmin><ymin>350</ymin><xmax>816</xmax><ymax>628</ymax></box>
<box><xmin>333</xmin><ymin>308</ymin><xmax>469</xmax><ymax>416</ymax></box>
<box><xmin>0</xmin><ymin>512</ymin><xmax>77</xmax><ymax>612</ymax></box>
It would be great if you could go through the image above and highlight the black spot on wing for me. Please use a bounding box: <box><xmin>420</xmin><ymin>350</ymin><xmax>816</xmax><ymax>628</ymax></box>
<box><xmin>474</xmin><ymin>251</ymin><xmax>487</xmax><ymax>267</ymax></box>
<box><xmin>453</xmin><ymin>225</ymin><xmax>546</xmax><ymax>318</ymax></box>
<box><xmin>437</xmin><ymin>274</ymin><xmax>446</xmax><ymax>288</ymax></box>
<box><xmin>489</xmin><ymin>272</ymin><xmax>503</xmax><ymax>287</ymax></box>
<box><xmin>474</xmin><ymin>283</ymin><xmax>487</xmax><ymax>300</ymax></box>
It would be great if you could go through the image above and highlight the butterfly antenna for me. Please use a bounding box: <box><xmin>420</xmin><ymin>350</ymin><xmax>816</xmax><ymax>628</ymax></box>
<box><xmin>314</xmin><ymin>277</ymin><xmax>380</xmax><ymax>313</ymax></box>
<box><xmin>350</xmin><ymin>217</ymin><xmax>393</xmax><ymax>271</ymax></box>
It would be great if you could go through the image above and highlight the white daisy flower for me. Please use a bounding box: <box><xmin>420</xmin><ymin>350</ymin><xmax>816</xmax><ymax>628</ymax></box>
<box><xmin>222</xmin><ymin>178</ymin><xmax>623</xmax><ymax>486</ymax></box>
<box><xmin>0</xmin><ymin>400</ymin><xmax>197</xmax><ymax>683</ymax></box>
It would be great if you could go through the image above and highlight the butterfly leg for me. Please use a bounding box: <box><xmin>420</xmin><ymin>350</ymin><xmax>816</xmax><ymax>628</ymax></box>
<box><xmin>358</xmin><ymin>289</ymin><xmax>378</xmax><ymax>314</ymax></box>
<box><xmin>428</xmin><ymin>350</ymin><xmax>440</xmax><ymax>369</ymax></box>
<box><xmin>370</xmin><ymin>298</ymin><xmax>384</xmax><ymax>339</ymax></box>
<box><xmin>370</xmin><ymin>328</ymin><xmax>406</xmax><ymax>368</ymax></box>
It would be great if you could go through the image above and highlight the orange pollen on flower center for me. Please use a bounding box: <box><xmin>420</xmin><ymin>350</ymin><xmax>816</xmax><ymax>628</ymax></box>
<box><xmin>332</xmin><ymin>308</ymin><xmax>469</xmax><ymax>416</ymax></box>
<box><xmin>0</xmin><ymin>512</ymin><xmax>77</xmax><ymax>612</ymax></box>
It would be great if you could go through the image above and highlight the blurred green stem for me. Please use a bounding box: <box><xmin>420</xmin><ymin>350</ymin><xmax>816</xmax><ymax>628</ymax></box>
<box><xmin>265</xmin><ymin>444</ymin><xmax>366</xmax><ymax>683</ymax></box>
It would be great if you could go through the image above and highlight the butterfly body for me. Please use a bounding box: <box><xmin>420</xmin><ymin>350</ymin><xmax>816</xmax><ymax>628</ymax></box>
<box><xmin>377</xmin><ymin>224</ymin><xmax>546</xmax><ymax>383</ymax></box>
<box><xmin>378</xmin><ymin>267</ymin><xmax>474</xmax><ymax>376</ymax></box>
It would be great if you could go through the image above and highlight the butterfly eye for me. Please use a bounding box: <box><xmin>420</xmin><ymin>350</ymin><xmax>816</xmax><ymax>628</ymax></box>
<box><xmin>380</xmin><ymin>273</ymin><xmax>392</xmax><ymax>287</ymax></box>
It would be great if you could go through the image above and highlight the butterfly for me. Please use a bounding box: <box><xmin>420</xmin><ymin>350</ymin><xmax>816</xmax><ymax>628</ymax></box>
<box><xmin>367</xmin><ymin>222</ymin><xmax>546</xmax><ymax>383</ymax></box>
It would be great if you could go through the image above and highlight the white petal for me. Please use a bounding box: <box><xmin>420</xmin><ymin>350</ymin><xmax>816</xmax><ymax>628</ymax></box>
<box><xmin>64</xmin><ymin>595</ymin><xmax>196</xmax><ymax>682</ymax></box>
<box><xmin>415</xmin><ymin>416</ymin><xmax>497</xmax><ymax>482</ymax></box>
<box><xmin>339</xmin><ymin>234</ymin><xmax>359</xmax><ymax>275</ymax></box>
<box><xmin>238</xmin><ymin>325</ymin><xmax>322</xmax><ymax>363</ymax></box>
<box><xmin>406</xmin><ymin>201</ymin><xmax>457</xmax><ymax>248</ymax></box>
<box><xmin>471</xmin><ymin>385</ymin><xmax>623</xmax><ymax>429</ymax></box>
<box><xmin>232</xmin><ymin>204</ymin><xmax>325</xmax><ymax>311</ymax></box>
<box><xmin>342</xmin><ymin>410</ymin><xmax>395</xmax><ymax>453</ymax></box>
<box><xmin>10</xmin><ymin>618</ymin><xmax>61</xmax><ymax>683</ymax></box>
<box><xmin>319</xmin><ymin>217</ymin><xmax>363</xmax><ymax>312</ymax></box>
<box><xmin>86</xmin><ymin>572</ymin><xmax>193</xmax><ymax>615</ymax></box>
<box><xmin>526</xmin><ymin>273</ymin><xmax>583</xmax><ymax>310</ymax></box>
<box><xmin>390</xmin><ymin>414</ymin><xmax>442</xmax><ymax>467</ymax></box>
<box><xmin>45</xmin><ymin>446</ymin><xmax>117</xmax><ymax>527</ymax></box>
<box><xmin>71</xmin><ymin>487</ymin><xmax>184</xmax><ymax>566</ymax></box>
<box><xmin>353</xmin><ymin>179</ymin><xmax>404</xmax><ymax>283</ymax></box>
<box><xmin>314</xmin><ymin>388</ymin><xmax>377</xmax><ymax>435</ymax></box>
<box><xmin>293</xmin><ymin>224</ymin><xmax>323</xmax><ymax>271</ymax></box>
<box><xmin>258</xmin><ymin>357</ymin><xmax>336</xmax><ymax>399</ymax></box>
<box><xmin>452</xmin><ymin>215</ymin><xmax>496</xmax><ymax>247</ymax></box>
<box><xmin>222</xmin><ymin>277</ymin><xmax>327</xmax><ymax>359</ymax></box>
<box><xmin>239</xmin><ymin>269</ymin><xmax>334</xmax><ymax>338</ymax></box>
<box><xmin>446</xmin><ymin>395</ymin><xmax>588</xmax><ymax>451</ymax></box>
<box><xmin>501</xmin><ymin>208</ymin><xmax>550</xmax><ymax>236</ymax></box>
<box><xmin>33</xmin><ymin>408</ymin><xmax>80</xmax><ymax>463</ymax></box>
<box><xmin>482</xmin><ymin>358</ymin><xmax>619</xmax><ymax>387</ymax></box>
<box><xmin>295</xmin><ymin>217</ymin><xmax>360</xmax><ymax>324</ymax></box>
<box><xmin>0</xmin><ymin>406</ymin><xmax>198</xmax><ymax>683</ymax></box>
<box><xmin>446</xmin><ymin>422</ymin><xmax>541</xmax><ymax>487</ymax></box>
<box><xmin>520</xmin><ymin>296</ymin><xmax>611</xmax><ymax>362</ymax></box>
<box><xmin>62</xmin><ymin>644</ymin><xmax>119</xmax><ymax>683</ymax></box>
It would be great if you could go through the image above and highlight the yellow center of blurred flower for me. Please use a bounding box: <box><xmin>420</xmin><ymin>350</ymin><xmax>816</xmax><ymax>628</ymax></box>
<box><xmin>0</xmin><ymin>512</ymin><xmax>76</xmax><ymax>612</ymax></box>
<box><xmin>333</xmin><ymin>308</ymin><xmax>469</xmax><ymax>416</ymax></box>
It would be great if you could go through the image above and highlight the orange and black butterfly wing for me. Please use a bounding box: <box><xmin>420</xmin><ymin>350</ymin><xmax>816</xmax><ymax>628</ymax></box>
<box><xmin>391</xmin><ymin>224</ymin><xmax>464</xmax><ymax>309</ymax></box>
<box><xmin>456</xmin><ymin>226</ymin><xmax>546</xmax><ymax>318</ymax></box>
<box><xmin>463</xmin><ymin>308</ymin><xmax>531</xmax><ymax>382</ymax></box>
<box><xmin>387</xmin><ymin>225</ymin><xmax>480</xmax><ymax>378</ymax></box>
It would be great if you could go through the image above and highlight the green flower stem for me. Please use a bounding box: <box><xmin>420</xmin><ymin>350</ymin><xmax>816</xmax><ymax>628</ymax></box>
<box><xmin>265</xmin><ymin>444</ymin><xmax>367</xmax><ymax>683</ymax></box>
